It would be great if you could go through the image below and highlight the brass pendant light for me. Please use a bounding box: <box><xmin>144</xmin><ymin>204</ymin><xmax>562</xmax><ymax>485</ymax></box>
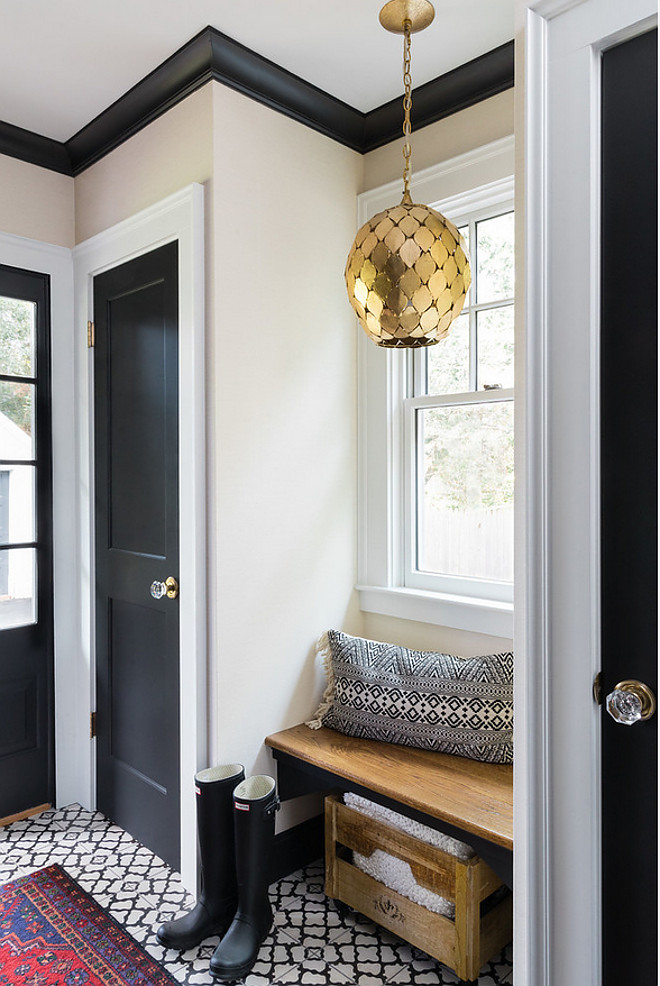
<box><xmin>345</xmin><ymin>0</ymin><xmax>472</xmax><ymax>348</ymax></box>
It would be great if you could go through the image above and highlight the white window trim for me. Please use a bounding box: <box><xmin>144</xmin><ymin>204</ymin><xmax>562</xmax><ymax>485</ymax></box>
<box><xmin>357</xmin><ymin>137</ymin><xmax>515</xmax><ymax>636</ymax></box>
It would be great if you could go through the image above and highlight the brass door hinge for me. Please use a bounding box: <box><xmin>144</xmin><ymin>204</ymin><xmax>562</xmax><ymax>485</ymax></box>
<box><xmin>90</xmin><ymin>711</ymin><xmax>97</xmax><ymax>738</ymax></box>
<box><xmin>87</xmin><ymin>321</ymin><xmax>95</xmax><ymax>348</ymax></box>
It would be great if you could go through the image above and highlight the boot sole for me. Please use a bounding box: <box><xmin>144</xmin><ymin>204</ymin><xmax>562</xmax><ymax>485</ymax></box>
<box><xmin>210</xmin><ymin>962</ymin><xmax>254</xmax><ymax>982</ymax></box>
<box><xmin>209</xmin><ymin>930</ymin><xmax>269</xmax><ymax>982</ymax></box>
<box><xmin>157</xmin><ymin>924</ymin><xmax>230</xmax><ymax>951</ymax></box>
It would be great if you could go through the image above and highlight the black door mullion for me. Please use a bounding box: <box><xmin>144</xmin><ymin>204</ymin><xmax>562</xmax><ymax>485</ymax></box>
<box><xmin>0</xmin><ymin>375</ymin><xmax>37</xmax><ymax>384</ymax></box>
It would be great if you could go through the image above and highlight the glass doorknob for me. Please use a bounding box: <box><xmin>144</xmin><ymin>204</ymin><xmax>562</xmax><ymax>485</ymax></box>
<box><xmin>150</xmin><ymin>576</ymin><xmax>179</xmax><ymax>600</ymax></box>
<box><xmin>606</xmin><ymin>680</ymin><xmax>656</xmax><ymax>725</ymax></box>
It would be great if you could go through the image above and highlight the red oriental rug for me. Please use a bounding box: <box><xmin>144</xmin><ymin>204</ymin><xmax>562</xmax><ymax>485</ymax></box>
<box><xmin>0</xmin><ymin>863</ymin><xmax>178</xmax><ymax>985</ymax></box>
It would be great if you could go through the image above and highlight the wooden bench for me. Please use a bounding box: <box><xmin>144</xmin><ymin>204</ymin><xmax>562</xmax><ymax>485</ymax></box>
<box><xmin>265</xmin><ymin>723</ymin><xmax>513</xmax><ymax>888</ymax></box>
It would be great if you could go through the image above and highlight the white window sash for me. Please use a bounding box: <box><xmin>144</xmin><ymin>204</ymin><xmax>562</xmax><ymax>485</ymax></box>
<box><xmin>356</xmin><ymin>142</ymin><xmax>515</xmax><ymax>635</ymax></box>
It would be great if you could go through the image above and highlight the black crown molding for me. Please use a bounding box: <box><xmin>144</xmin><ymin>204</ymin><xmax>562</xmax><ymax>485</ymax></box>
<box><xmin>0</xmin><ymin>28</ymin><xmax>513</xmax><ymax>178</ymax></box>
<box><xmin>362</xmin><ymin>40</ymin><xmax>515</xmax><ymax>152</ymax></box>
<box><xmin>0</xmin><ymin>119</ymin><xmax>72</xmax><ymax>176</ymax></box>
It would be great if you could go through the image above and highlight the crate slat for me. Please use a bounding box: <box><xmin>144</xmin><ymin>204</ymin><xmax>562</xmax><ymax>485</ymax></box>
<box><xmin>325</xmin><ymin>794</ymin><xmax>512</xmax><ymax>983</ymax></box>
<box><xmin>334</xmin><ymin>857</ymin><xmax>457</xmax><ymax>967</ymax></box>
<box><xmin>331</xmin><ymin>798</ymin><xmax>459</xmax><ymax>899</ymax></box>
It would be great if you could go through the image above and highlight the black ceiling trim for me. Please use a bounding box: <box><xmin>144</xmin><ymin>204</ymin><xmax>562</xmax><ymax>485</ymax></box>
<box><xmin>363</xmin><ymin>40</ymin><xmax>515</xmax><ymax>152</ymax></box>
<box><xmin>67</xmin><ymin>28</ymin><xmax>216</xmax><ymax>175</ymax></box>
<box><xmin>206</xmin><ymin>28</ymin><xmax>366</xmax><ymax>152</ymax></box>
<box><xmin>0</xmin><ymin>119</ymin><xmax>72</xmax><ymax>176</ymax></box>
<box><xmin>0</xmin><ymin>28</ymin><xmax>514</xmax><ymax>178</ymax></box>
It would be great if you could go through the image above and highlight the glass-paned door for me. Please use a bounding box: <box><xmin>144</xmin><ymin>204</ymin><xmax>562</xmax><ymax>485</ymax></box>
<box><xmin>0</xmin><ymin>264</ymin><xmax>53</xmax><ymax>819</ymax></box>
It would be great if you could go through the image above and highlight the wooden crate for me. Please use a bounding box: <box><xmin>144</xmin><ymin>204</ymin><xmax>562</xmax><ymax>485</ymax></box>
<box><xmin>324</xmin><ymin>795</ymin><xmax>512</xmax><ymax>983</ymax></box>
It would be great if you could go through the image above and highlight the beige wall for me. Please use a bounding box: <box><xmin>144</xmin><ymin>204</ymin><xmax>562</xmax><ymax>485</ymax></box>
<box><xmin>0</xmin><ymin>154</ymin><xmax>74</xmax><ymax>247</ymax></box>
<box><xmin>362</xmin><ymin>89</ymin><xmax>514</xmax><ymax>192</ymax></box>
<box><xmin>361</xmin><ymin>613</ymin><xmax>513</xmax><ymax>656</ymax></box>
<box><xmin>207</xmin><ymin>85</ymin><xmax>363</xmax><ymax>823</ymax></box>
<box><xmin>74</xmin><ymin>85</ymin><xmax>214</xmax><ymax>244</ymax></box>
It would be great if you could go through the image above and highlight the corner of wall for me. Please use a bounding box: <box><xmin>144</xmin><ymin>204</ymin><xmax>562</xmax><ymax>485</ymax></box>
<box><xmin>74</xmin><ymin>85</ymin><xmax>214</xmax><ymax>245</ymax></box>
<box><xmin>0</xmin><ymin>154</ymin><xmax>74</xmax><ymax>248</ymax></box>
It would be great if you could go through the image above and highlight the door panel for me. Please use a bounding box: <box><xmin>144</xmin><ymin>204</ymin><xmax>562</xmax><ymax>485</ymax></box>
<box><xmin>109</xmin><ymin>599</ymin><xmax>169</xmax><ymax>783</ymax></box>
<box><xmin>94</xmin><ymin>242</ymin><xmax>180</xmax><ymax>868</ymax></box>
<box><xmin>0</xmin><ymin>266</ymin><xmax>53</xmax><ymax>819</ymax></box>
<box><xmin>108</xmin><ymin>282</ymin><xmax>168</xmax><ymax>555</ymax></box>
<box><xmin>601</xmin><ymin>29</ymin><xmax>657</xmax><ymax>985</ymax></box>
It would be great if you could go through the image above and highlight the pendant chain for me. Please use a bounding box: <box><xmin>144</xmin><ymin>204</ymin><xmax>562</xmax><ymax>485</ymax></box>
<box><xmin>402</xmin><ymin>19</ymin><xmax>413</xmax><ymax>198</ymax></box>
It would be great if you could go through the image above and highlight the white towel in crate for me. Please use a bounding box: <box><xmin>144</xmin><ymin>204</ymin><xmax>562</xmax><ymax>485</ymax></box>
<box><xmin>344</xmin><ymin>792</ymin><xmax>475</xmax><ymax>919</ymax></box>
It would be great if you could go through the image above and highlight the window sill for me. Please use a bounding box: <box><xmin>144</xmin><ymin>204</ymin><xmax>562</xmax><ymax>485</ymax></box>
<box><xmin>356</xmin><ymin>585</ymin><xmax>514</xmax><ymax>639</ymax></box>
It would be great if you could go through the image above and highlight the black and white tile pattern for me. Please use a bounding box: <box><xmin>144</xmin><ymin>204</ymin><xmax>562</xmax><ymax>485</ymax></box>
<box><xmin>0</xmin><ymin>805</ymin><xmax>512</xmax><ymax>985</ymax></box>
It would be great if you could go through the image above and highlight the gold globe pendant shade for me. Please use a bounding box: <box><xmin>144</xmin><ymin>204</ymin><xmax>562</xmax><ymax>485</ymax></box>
<box><xmin>345</xmin><ymin>0</ymin><xmax>472</xmax><ymax>348</ymax></box>
<box><xmin>345</xmin><ymin>193</ymin><xmax>471</xmax><ymax>347</ymax></box>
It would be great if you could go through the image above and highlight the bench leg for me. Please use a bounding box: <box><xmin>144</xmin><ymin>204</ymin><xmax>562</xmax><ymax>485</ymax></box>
<box><xmin>324</xmin><ymin>797</ymin><xmax>338</xmax><ymax>899</ymax></box>
<box><xmin>454</xmin><ymin>860</ymin><xmax>480</xmax><ymax>981</ymax></box>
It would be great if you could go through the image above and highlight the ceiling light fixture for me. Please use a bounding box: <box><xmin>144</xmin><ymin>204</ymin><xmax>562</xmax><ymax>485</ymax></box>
<box><xmin>345</xmin><ymin>0</ymin><xmax>472</xmax><ymax>348</ymax></box>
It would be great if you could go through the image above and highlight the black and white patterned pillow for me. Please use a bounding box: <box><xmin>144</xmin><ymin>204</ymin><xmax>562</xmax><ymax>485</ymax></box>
<box><xmin>307</xmin><ymin>630</ymin><xmax>513</xmax><ymax>764</ymax></box>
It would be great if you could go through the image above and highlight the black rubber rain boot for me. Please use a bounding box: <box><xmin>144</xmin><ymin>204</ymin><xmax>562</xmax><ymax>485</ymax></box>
<box><xmin>157</xmin><ymin>763</ymin><xmax>245</xmax><ymax>951</ymax></box>
<box><xmin>209</xmin><ymin>775</ymin><xmax>280</xmax><ymax>981</ymax></box>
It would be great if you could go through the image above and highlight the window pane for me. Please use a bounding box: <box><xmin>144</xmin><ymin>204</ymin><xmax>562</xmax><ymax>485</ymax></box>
<box><xmin>0</xmin><ymin>297</ymin><xmax>35</xmax><ymax>377</ymax></box>
<box><xmin>427</xmin><ymin>314</ymin><xmax>469</xmax><ymax>395</ymax></box>
<box><xmin>0</xmin><ymin>466</ymin><xmax>35</xmax><ymax>544</ymax></box>
<box><xmin>477</xmin><ymin>306</ymin><xmax>514</xmax><ymax>390</ymax></box>
<box><xmin>0</xmin><ymin>380</ymin><xmax>35</xmax><ymax>459</ymax></box>
<box><xmin>417</xmin><ymin>402</ymin><xmax>514</xmax><ymax>581</ymax></box>
<box><xmin>0</xmin><ymin>547</ymin><xmax>36</xmax><ymax>629</ymax></box>
<box><xmin>476</xmin><ymin>212</ymin><xmax>514</xmax><ymax>304</ymax></box>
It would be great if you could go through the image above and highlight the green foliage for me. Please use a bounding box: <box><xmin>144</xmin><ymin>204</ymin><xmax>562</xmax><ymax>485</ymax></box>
<box><xmin>0</xmin><ymin>297</ymin><xmax>34</xmax><ymax>435</ymax></box>
<box><xmin>421</xmin><ymin>213</ymin><xmax>515</xmax><ymax>514</ymax></box>
<box><xmin>422</xmin><ymin>403</ymin><xmax>514</xmax><ymax>513</ymax></box>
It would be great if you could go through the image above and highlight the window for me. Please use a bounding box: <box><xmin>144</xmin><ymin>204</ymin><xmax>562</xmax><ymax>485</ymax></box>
<box><xmin>356</xmin><ymin>146</ymin><xmax>514</xmax><ymax>636</ymax></box>
<box><xmin>0</xmin><ymin>270</ymin><xmax>52</xmax><ymax>631</ymax></box>
<box><xmin>404</xmin><ymin>209</ymin><xmax>514</xmax><ymax>601</ymax></box>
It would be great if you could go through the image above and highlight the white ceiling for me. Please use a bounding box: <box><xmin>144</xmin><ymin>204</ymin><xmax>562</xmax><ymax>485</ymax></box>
<box><xmin>2</xmin><ymin>0</ymin><xmax>514</xmax><ymax>144</ymax></box>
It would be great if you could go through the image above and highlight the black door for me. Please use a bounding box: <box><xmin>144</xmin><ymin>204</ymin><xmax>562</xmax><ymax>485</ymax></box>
<box><xmin>94</xmin><ymin>242</ymin><xmax>180</xmax><ymax>868</ymax></box>
<box><xmin>601</xmin><ymin>29</ymin><xmax>657</xmax><ymax>985</ymax></box>
<box><xmin>0</xmin><ymin>265</ymin><xmax>53</xmax><ymax>819</ymax></box>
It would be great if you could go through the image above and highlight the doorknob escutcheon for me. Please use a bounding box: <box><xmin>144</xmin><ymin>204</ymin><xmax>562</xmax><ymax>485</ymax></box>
<box><xmin>606</xmin><ymin>679</ymin><xmax>656</xmax><ymax>725</ymax></box>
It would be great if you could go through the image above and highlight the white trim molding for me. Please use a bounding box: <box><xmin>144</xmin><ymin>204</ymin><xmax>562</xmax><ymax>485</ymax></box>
<box><xmin>358</xmin><ymin>136</ymin><xmax>515</xmax><ymax>220</ymax></box>
<box><xmin>356</xmin><ymin>143</ymin><xmax>515</xmax><ymax>638</ymax></box>
<box><xmin>72</xmin><ymin>184</ymin><xmax>206</xmax><ymax>894</ymax></box>
<box><xmin>518</xmin><ymin>1</ymin><xmax>656</xmax><ymax>984</ymax></box>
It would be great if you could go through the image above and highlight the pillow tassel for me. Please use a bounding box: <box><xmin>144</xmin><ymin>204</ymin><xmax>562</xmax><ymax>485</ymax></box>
<box><xmin>306</xmin><ymin>631</ymin><xmax>335</xmax><ymax>729</ymax></box>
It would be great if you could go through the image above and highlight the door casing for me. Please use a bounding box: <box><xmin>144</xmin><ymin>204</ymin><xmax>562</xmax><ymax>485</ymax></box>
<box><xmin>520</xmin><ymin>1</ymin><xmax>658</xmax><ymax>984</ymax></box>
<box><xmin>71</xmin><ymin>185</ymin><xmax>206</xmax><ymax>893</ymax></box>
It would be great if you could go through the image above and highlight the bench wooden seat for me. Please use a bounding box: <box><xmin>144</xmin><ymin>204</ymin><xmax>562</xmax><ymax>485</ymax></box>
<box><xmin>265</xmin><ymin>723</ymin><xmax>513</xmax><ymax>887</ymax></box>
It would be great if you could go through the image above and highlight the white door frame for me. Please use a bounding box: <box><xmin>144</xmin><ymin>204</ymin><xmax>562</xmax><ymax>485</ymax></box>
<box><xmin>70</xmin><ymin>184</ymin><xmax>206</xmax><ymax>892</ymax></box>
<box><xmin>518</xmin><ymin>1</ymin><xmax>657</xmax><ymax>983</ymax></box>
